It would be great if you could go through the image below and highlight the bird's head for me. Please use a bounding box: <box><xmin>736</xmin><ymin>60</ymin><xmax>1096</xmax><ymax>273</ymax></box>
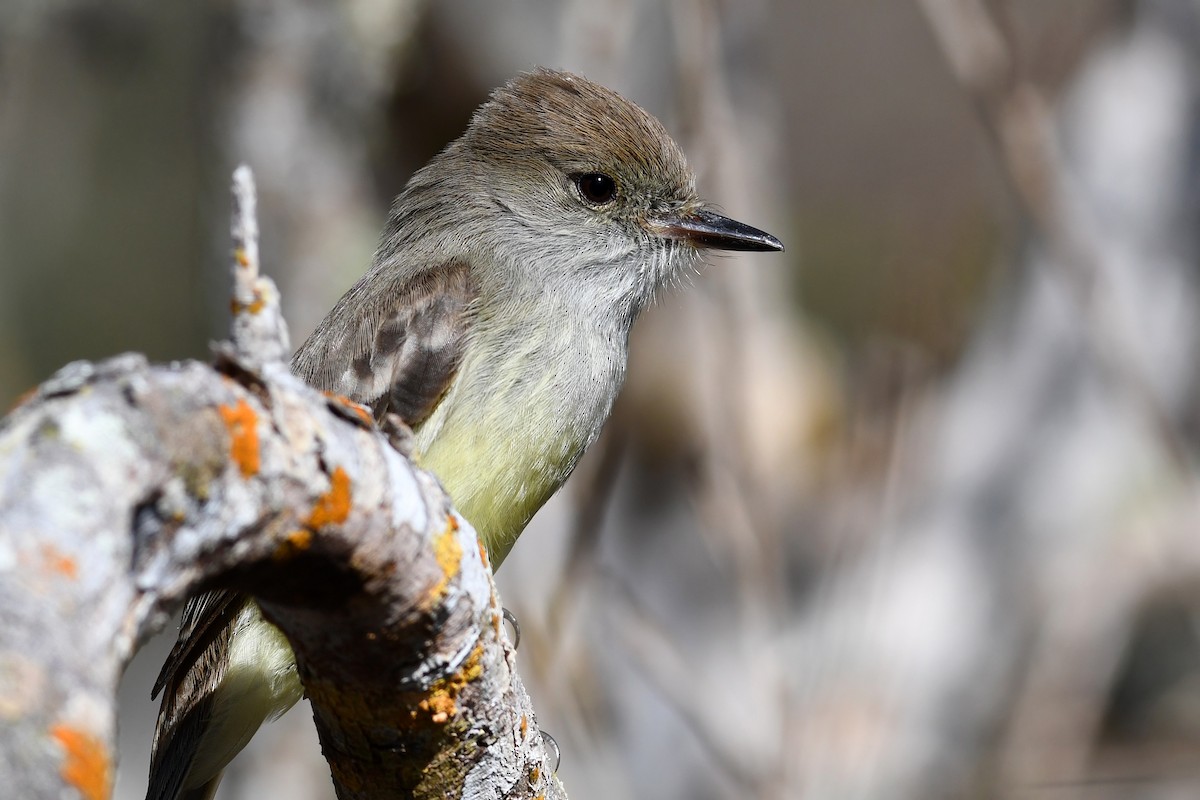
<box><xmin>451</xmin><ymin>68</ymin><xmax>783</xmax><ymax>314</ymax></box>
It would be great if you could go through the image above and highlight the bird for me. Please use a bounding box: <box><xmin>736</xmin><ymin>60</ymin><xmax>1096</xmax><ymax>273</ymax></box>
<box><xmin>147</xmin><ymin>67</ymin><xmax>783</xmax><ymax>800</ymax></box>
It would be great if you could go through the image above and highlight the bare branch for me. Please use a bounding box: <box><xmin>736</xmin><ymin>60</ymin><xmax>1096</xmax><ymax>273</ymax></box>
<box><xmin>229</xmin><ymin>164</ymin><xmax>291</xmax><ymax>369</ymax></box>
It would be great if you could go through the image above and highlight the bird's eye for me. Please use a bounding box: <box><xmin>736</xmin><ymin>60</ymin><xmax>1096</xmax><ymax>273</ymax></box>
<box><xmin>575</xmin><ymin>173</ymin><xmax>617</xmax><ymax>205</ymax></box>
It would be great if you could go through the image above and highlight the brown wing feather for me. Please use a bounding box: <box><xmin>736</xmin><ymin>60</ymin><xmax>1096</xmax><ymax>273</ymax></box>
<box><xmin>147</xmin><ymin>591</ymin><xmax>245</xmax><ymax>800</ymax></box>
<box><xmin>151</xmin><ymin>591</ymin><xmax>242</xmax><ymax>701</ymax></box>
<box><xmin>293</xmin><ymin>260</ymin><xmax>476</xmax><ymax>425</ymax></box>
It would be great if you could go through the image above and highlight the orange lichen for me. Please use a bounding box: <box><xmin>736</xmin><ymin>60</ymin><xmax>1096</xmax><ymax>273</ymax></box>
<box><xmin>40</xmin><ymin>544</ymin><xmax>78</xmax><ymax>580</ymax></box>
<box><xmin>229</xmin><ymin>285</ymin><xmax>265</xmax><ymax>315</ymax></box>
<box><xmin>51</xmin><ymin>724</ymin><xmax>110</xmax><ymax>800</ymax></box>
<box><xmin>217</xmin><ymin>398</ymin><xmax>260</xmax><ymax>477</ymax></box>
<box><xmin>287</xmin><ymin>529</ymin><xmax>312</xmax><ymax>549</ymax></box>
<box><xmin>417</xmin><ymin>642</ymin><xmax>483</xmax><ymax>724</ymax></box>
<box><xmin>529</xmin><ymin>766</ymin><xmax>541</xmax><ymax>784</ymax></box>
<box><xmin>234</xmin><ymin>247</ymin><xmax>250</xmax><ymax>268</ymax></box>
<box><xmin>423</xmin><ymin>692</ymin><xmax>456</xmax><ymax>724</ymax></box>
<box><xmin>429</xmin><ymin>516</ymin><xmax>463</xmax><ymax>599</ymax></box>
<box><xmin>325</xmin><ymin>393</ymin><xmax>374</xmax><ymax>425</ymax></box>
<box><xmin>275</xmin><ymin>528</ymin><xmax>313</xmax><ymax>560</ymax></box>
<box><xmin>306</xmin><ymin>467</ymin><xmax>352</xmax><ymax>529</ymax></box>
<box><xmin>275</xmin><ymin>468</ymin><xmax>351</xmax><ymax>558</ymax></box>
<box><xmin>520</xmin><ymin>715</ymin><xmax>528</xmax><ymax>738</ymax></box>
<box><xmin>477</xmin><ymin>536</ymin><xmax>490</xmax><ymax>571</ymax></box>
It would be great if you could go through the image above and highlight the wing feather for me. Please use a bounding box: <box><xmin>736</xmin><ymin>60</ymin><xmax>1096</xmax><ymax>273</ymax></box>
<box><xmin>147</xmin><ymin>592</ymin><xmax>244</xmax><ymax>800</ymax></box>
<box><xmin>292</xmin><ymin>261</ymin><xmax>476</xmax><ymax>425</ymax></box>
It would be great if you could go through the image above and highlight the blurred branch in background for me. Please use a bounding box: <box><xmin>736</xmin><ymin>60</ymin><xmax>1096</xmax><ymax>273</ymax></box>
<box><xmin>776</xmin><ymin>1</ymin><xmax>1200</xmax><ymax>797</ymax></box>
<box><xmin>921</xmin><ymin>0</ymin><xmax>1200</xmax><ymax>791</ymax></box>
<box><xmin>223</xmin><ymin>0</ymin><xmax>426</xmax><ymax>339</ymax></box>
<box><xmin>919</xmin><ymin>0</ymin><xmax>1192</xmax><ymax>474</ymax></box>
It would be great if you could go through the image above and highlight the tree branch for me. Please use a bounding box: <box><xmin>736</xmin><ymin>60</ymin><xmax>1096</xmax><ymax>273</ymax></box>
<box><xmin>0</xmin><ymin>167</ymin><xmax>564</xmax><ymax>800</ymax></box>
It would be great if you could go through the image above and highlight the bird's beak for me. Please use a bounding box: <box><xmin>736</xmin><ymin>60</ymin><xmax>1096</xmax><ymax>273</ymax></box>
<box><xmin>647</xmin><ymin>207</ymin><xmax>784</xmax><ymax>252</ymax></box>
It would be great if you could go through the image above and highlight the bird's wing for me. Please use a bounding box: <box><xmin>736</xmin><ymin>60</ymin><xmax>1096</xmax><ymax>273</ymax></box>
<box><xmin>292</xmin><ymin>260</ymin><xmax>477</xmax><ymax>425</ymax></box>
<box><xmin>151</xmin><ymin>591</ymin><xmax>242</xmax><ymax>702</ymax></box>
<box><xmin>147</xmin><ymin>591</ymin><xmax>244</xmax><ymax>800</ymax></box>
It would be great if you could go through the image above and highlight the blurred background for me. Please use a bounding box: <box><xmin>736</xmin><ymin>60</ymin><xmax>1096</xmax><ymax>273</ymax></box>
<box><xmin>4</xmin><ymin>0</ymin><xmax>1200</xmax><ymax>797</ymax></box>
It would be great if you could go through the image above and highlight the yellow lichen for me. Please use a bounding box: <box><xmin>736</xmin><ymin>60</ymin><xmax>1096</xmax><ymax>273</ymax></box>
<box><xmin>429</xmin><ymin>516</ymin><xmax>463</xmax><ymax>599</ymax></box>
<box><xmin>416</xmin><ymin>642</ymin><xmax>483</xmax><ymax>724</ymax></box>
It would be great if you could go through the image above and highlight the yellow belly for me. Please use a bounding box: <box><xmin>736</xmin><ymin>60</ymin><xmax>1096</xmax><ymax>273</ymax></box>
<box><xmin>415</xmin><ymin>378</ymin><xmax>595</xmax><ymax>566</ymax></box>
<box><xmin>412</xmin><ymin>318</ymin><xmax>622</xmax><ymax>566</ymax></box>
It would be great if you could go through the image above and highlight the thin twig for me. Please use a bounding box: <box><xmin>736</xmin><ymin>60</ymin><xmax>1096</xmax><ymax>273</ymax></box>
<box><xmin>231</xmin><ymin>164</ymin><xmax>260</xmax><ymax>287</ymax></box>
<box><xmin>229</xmin><ymin>164</ymin><xmax>290</xmax><ymax>367</ymax></box>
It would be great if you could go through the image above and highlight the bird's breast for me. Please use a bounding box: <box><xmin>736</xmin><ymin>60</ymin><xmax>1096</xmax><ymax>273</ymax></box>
<box><xmin>412</xmin><ymin>308</ymin><xmax>627</xmax><ymax>565</ymax></box>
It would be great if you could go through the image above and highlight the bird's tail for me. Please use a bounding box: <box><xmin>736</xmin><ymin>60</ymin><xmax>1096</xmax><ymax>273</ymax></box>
<box><xmin>147</xmin><ymin>597</ymin><xmax>303</xmax><ymax>800</ymax></box>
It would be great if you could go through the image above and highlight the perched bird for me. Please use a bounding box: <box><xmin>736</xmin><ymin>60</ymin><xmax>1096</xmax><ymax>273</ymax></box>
<box><xmin>147</xmin><ymin>67</ymin><xmax>783</xmax><ymax>800</ymax></box>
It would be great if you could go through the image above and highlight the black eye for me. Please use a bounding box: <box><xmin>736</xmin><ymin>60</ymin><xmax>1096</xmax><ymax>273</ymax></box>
<box><xmin>575</xmin><ymin>173</ymin><xmax>617</xmax><ymax>205</ymax></box>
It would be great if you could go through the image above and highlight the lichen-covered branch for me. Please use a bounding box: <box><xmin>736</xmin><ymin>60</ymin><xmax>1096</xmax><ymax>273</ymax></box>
<box><xmin>0</xmin><ymin>167</ymin><xmax>564</xmax><ymax>800</ymax></box>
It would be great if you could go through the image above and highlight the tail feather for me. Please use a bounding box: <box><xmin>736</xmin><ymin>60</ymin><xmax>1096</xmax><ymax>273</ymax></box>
<box><xmin>147</xmin><ymin>596</ymin><xmax>302</xmax><ymax>800</ymax></box>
